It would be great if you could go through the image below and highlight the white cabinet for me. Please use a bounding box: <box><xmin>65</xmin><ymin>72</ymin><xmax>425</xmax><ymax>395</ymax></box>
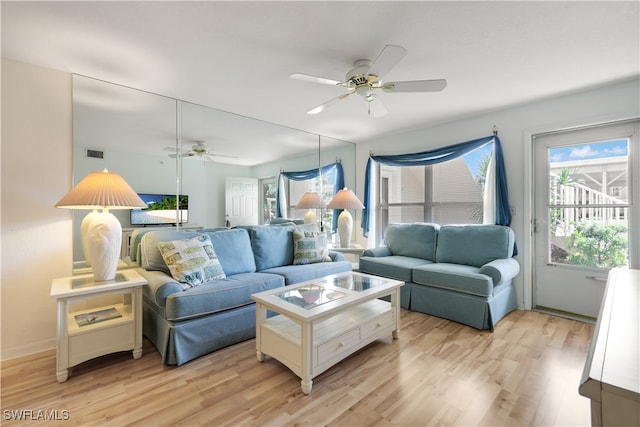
<box><xmin>50</xmin><ymin>269</ymin><xmax>146</xmax><ymax>383</ymax></box>
<box><xmin>579</xmin><ymin>268</ymin><xmax>640</xmax><ymax>426</ymax></box>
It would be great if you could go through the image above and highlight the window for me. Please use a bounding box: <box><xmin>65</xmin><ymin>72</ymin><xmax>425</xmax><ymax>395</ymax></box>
<box><xmin>376</xmin><ymin>145</ymin><xmax>493</xmax><ymax>238</ymax></box>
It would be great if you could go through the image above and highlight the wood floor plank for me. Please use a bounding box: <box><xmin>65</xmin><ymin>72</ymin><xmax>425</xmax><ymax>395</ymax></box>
<box><xmin>0</xmin><ymin>309</ymin><xmax>594</xmax><ymax>426</ymax></box>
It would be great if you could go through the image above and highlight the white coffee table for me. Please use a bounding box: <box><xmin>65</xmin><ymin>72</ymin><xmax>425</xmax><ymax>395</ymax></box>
<box><xmin>251</xmin><ymin>271</ymin><xmax>404</xmax><ymax>394</ymax></box>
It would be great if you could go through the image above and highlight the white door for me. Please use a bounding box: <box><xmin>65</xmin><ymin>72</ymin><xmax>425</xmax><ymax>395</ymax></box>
<box><xmin>225</xmin><ymin>177</ymin><xmax>259</xmax><ymax>227</ymax></box>
<box><xmin>533</xmin><ymin>120</ymin><xmax>639</xmax><ymax>318</ymax></box>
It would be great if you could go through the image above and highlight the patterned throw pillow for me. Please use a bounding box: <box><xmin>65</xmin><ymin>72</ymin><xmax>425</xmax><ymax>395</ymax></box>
<box><xmin>157</xmin><ymin>234</ymin><xmax>226</xmax><ymax>289</ymax></box>
<box><xmin>292</xmin><ymin>229</ymin><xmax>332</xmax><ymax>265</ymax></box>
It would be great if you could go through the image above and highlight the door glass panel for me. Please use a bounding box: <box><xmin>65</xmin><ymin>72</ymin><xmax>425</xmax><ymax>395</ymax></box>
<box><xmin>547</xmin><ymin>139</ymin><xmax>629</xmax><ymax>269</ymax></box>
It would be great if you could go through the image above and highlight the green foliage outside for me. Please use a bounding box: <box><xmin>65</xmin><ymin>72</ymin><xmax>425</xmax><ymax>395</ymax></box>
<box><xmin>549</xmin><ymin>168</ymin><xmax>574</xmax><ymax>234</ymax></box>
<box><xmin>474</xmin><ymin>154</ymin><xmax>491</xmax><ymax>191</ymax></box>
<box><xmin>567</xmin><ymin>222</ymin><xmax>628</xmax><ymax>268</ymax></box>
<box><xmin>147</xmin><ymin>195</ymin><xmax>188</xmax><ymax>211</ymax></box>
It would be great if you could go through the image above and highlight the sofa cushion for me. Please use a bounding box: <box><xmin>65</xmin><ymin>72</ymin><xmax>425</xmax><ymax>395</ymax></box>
<box><xmin>129</xmin><ymin>227</ymin><xmax>162</xmax><ymax>262</ymax></box>
<box><xmin>359</xmin><ymin>255</ymin><xmax>432</xmax><ymax>283</ymax></box>
<box><xmin>248</xmin><ymin>225</ymin><xmax>295</xmax><ymax>270</ymax></box>
<box><xmin>260</xmin><ymin>260</ymin><xmax>352</xmax><ymax>285</ymax></box>
<box><xmin>164</xmin><ymin>272</ymin><xmax>284</xmax><ymax>321</ymax></box>
<box><xmin>141</xmin><ymin>230</ymin><xmax>204</xmax><ymax>273</ymax></box>
<box><xmin>292</xmin><ymin>229</ymin><xmax>331</xmax><ymax>265</ymax></box>
<box><xmin>435</xmin><ymin>225</ymin><xmax>515</xmax><ymax>267</ymax></box>
<box><xmin>413</xmin><ymin>263</ymin><xmax>493</xmax><ymax>297</ymax></box>
<box><xmin>268</xmin><ymin>217</ymin><xmax>305</xmax><ymax>225</ymax></box>
<box><xmin>384</xmin><ymin>223</ymin><xmax>440</xmax><ymax>261</ymax></box>
<box><xmin>157</xmin><ymin>234</ymin><xmax>226</xmax><ymax>289</ymax></box>
<box><xmin>203</xmin><ymin>228</ymin><xmax>256</xmax><ymax>275</ymax></box>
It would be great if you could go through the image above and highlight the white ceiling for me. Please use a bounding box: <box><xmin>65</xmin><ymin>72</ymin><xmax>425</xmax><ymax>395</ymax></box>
<box><xmin>3</xmin><ymin>1</ymin><xmax>639</xmax><ymax>151</ymax></box>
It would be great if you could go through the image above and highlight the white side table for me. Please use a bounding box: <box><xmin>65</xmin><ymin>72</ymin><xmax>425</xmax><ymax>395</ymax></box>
<box><xmin>50</xmin><ymin>269</ymin><xmax>146</xmax><ymax>383</ymax></box>
<box><xmin>329</xmin><ymin>244</ymin><xmax>365</xmax><ymax>269</ymax></box>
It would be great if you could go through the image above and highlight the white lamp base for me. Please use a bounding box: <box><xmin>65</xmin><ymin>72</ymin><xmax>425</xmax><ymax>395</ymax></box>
<box><xmin>304</xmin><ymin>209</ymin><xmax>317</xmax><ymax>224</ymax></box>
<box><xmin>86</xmin><ymin>212</ymin><xmax>122</xmax><ymax>281</ymax></box>
<box><xmin>337</xmin><ymin>209</ymin><xmax>353</xmax><ymax>248</ymax></box>
<box><xmin>80</xmin><ymin>210</ymin><xmax>100</xmax><ymax>267</ymax></box>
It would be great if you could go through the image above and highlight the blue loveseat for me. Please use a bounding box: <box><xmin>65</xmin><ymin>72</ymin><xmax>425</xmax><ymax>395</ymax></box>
<box><xmin>359</xmin><ymin>223</ymin><xmax>519</xmax><ymax>330</ymax></box>
<box><xmin>136</xmin><ymin>225</ymin><xmax>352</xmax><ymax>365</ymax></box>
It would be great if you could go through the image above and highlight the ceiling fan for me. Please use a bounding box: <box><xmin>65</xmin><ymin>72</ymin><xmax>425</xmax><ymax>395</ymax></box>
<box><xmin>163</xmin><ymin>141</ymin><xmax>238</xmax><ymax>162</ymax></box>
<box><xmin>291</xmin><ymin>45</ymin><xmax>447</xmax><ymax>117</ymax></box>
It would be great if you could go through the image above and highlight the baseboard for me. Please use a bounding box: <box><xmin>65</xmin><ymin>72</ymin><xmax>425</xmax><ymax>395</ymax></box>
<box><xmin>1</xmin><ymin>338</ymin><xmax>55</xmax><ymax>362</ymax></box>
<box><xmin>534</xmin><ymin>306</ymin><xmax>596</xmax><ymax>324</ymax></box>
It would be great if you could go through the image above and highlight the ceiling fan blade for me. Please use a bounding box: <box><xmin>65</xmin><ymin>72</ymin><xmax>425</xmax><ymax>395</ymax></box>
<box><xmin>307</xmin><ymin>92</ymin><xmax>353</xmax><ymax>115</ymax></box>
<box><xmin>209</xmin><ymin>153</ymin><xmax>239</xmax><ymax>159</ymax></box>
<box><xmin>367</xmin><ymin>45</ymin><xmax>407</xmax><ymax>79</ymax></box>
<box><xmin>367</xmin><ymin>96</ymin><xmax>387</xmax><ymax>118</ymax></box>
<box><xmin>290</xmin><ymin>73</ymin><xmax>343</xmax><ymax>86</ymax></box>
<box><xmin>382</xmin><ymin>79</ymin><xmax>447</xmax><ymax>93</ymax></box>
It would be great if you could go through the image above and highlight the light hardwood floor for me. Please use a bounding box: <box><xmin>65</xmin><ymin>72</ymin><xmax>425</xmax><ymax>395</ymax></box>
<box><xmin>1</xmin><ymin>309</ymin><xmax>594</xmax><ymax>426</ymax></box>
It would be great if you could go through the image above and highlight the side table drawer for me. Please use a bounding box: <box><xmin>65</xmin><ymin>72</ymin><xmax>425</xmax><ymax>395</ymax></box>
<box><xmin>68</xmin><ymin>321</ymin><xmax>135</xmax><ymax>366</ymax></box>
<box><xmin>317</xmin><ymin>328</ymin><xmax>360</xmax><ymax>366</ymax></box>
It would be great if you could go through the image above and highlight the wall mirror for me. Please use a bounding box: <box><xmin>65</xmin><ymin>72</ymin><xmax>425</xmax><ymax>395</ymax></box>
<box><xmin>71</xmin><ymin>75</ymin><xmax>355</xmax><ymax>266</ymax></box>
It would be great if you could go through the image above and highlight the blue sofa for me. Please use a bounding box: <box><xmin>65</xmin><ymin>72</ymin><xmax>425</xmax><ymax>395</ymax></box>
<box><xmin>359</xmin><ymin>223</ymin><xmax>519</xmax><ymax>330</ymax></box>
<box><xmin>136</xmin><ymin>225</ymin><xmax>352</xmax><ymax>365</ymax></box>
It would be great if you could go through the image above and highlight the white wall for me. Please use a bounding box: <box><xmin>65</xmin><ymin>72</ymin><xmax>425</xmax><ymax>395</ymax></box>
<box><xmin>353</xmin><ymin>78</ymin><xmax>640</xmax><ymax>310</ymax></box>
<box><xmin>1</xmin><ymin>59</ymin><xmax>73</xmax><ymax>359</ymax></box>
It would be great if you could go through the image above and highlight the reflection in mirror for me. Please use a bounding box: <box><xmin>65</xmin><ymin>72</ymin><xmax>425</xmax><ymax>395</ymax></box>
<box><xmin>72</xmin><ymin>75</ymin><xmax>178</xmax><ymax>267</ymax></box>
<box><xmin>72</xmin><ymin>75</ymin><xmax>356</xmax><ymax>268</ymax></box>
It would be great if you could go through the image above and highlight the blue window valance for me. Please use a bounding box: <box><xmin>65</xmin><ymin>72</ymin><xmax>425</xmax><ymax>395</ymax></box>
<box><xmin>362</xmin><ymin>135</ymin><xmax>512</xmax><ymax>238</ymax></box>
<box><xmin>276</xmin><ymin>161</ymin><xmax>344</xmax><ymax>232</ymax></box>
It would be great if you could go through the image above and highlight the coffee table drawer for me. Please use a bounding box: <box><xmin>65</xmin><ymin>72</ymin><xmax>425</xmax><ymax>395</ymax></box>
<box><xmin>360</xmin><ymin>309</ymin><xmax>394</xmax><ymax>340</ymax></box>
<box><xmin>317</xmin><ymin>328</ymin><xmax>360</xmax><ymax>365</ymax></box>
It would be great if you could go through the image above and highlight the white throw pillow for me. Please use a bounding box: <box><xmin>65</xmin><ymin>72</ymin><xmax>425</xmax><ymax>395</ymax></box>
<box><xmin>157</xmin><ymin>234</ymin><xmax>225</xmax><ymax>289</ymax></box>
<box><xmin>292</xmin><ymin>229</ymin><xmax>331</xmax><ymax>265</ymax></box>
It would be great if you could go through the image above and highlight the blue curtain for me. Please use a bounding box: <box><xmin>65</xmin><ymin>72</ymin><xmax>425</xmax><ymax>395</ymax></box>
<box><xmin>362</xmin><ymin>135</ymin><xmax>512</xmax><ymax>236</ymax></box>
<box><xmin>276</xmin><ymin>161</ymin><xmax>344</xmax><ymax>232</ymax></box>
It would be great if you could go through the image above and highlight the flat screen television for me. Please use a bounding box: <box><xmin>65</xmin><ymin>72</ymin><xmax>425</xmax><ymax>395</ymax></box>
<box><xmin>130</xmin><ymin>193</ymin><xmax>189</xmax><ymax>226</ymax></box>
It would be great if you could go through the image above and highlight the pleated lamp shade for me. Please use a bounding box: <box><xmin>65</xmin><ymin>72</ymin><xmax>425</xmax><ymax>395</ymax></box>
<box><xmin>326</xmin><ymin>188</ymin><xmax>364</xmax><ymax>210</ymax></box>
<box><xmin>55</xmin><ymin>168</ymin><xmax>147</xmax><ymax>210</ymax></box>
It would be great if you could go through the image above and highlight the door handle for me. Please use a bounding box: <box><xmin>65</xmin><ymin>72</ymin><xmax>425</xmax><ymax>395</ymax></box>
<box><xmin>585</xmin><ymin>276</ymin><xmax>607</xmax><ymax>282</ymax></box>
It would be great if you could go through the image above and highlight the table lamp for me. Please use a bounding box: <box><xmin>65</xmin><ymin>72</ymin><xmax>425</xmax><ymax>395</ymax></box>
<box><xmin>55</xmin><ymin>168</ymin><xmax>146</xmax><ymax>281</ymax></box>
<box><xmin>295</xmin><ymin>191</ymin><xmax>324</xmax><ymax>225</ymax></box>
<box><xmin>326</xmin><ymin>188</ymin><xmax>364</xmax><ymax>248</ymax></box>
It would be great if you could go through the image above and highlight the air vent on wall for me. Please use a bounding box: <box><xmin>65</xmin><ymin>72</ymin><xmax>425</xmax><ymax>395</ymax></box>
<box><xmin>86</xmin><ymin>148</ymin><xmax>104</xmax><ymax>159</ymax></box>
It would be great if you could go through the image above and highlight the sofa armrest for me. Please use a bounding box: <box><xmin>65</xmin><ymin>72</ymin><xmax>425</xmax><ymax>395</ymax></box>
<box><xmin>362</xmin><ymin>246</ymin><xmax>392</xmax><ymax>257</ymax></box>
<box><xmin>479</xmin><ymin>258</ymin><xmax>520</xmax><ymax>285</ymax></box>
<box><xmin>328</xmin><ymin>251</ymin><xmax>346</xmax><ymax>262</ymax></box>
<box><xmin>137</xmin><ymin>268</ymin><xmax>183</xmax><ymax>307</ymax></box>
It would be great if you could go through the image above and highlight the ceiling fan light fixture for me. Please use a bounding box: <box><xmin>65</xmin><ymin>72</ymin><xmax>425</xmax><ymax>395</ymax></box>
<box><xmin>292</xmin><ymin>44</ymin><xmax>446</xmax><ymax>116</ymax></box>
<box><xmin>356</xmin><ymin>85</ymin><xmax>371</xmax><ymax>99</ymax></box>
